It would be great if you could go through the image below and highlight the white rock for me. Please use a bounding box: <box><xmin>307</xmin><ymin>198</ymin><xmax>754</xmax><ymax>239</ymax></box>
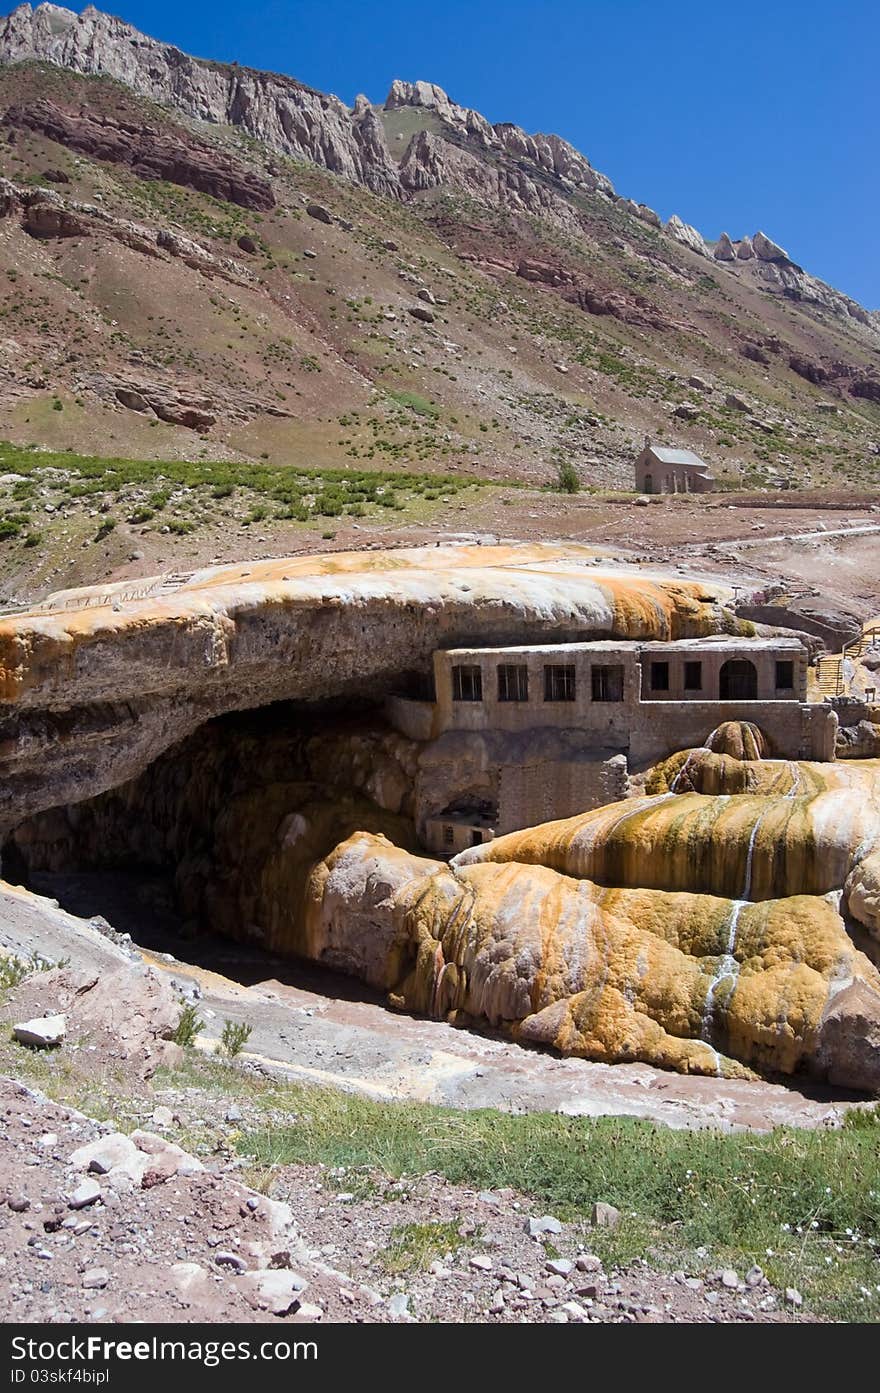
<box><xmin>387</xmin><ymin>1292</ymin><xmax>410</xmax><ymax>1318</ymax></box>
<box><xmin>70</xmin><ymin>1133</ymin><xmax>147</xmax><ymax>1183</ymax></box>
<box><xmin>293</xmin><ymin>1302</ymin><xmax>323</xmax><ymax>1321</ymax></box>
<box><xmin>240</xmin><ymin>1269</ymin><xmax>308</xmax><ymax>1315</ymax></box>
<box><xmin>170</xmin><ymin>1262</ymin><xmax>209</xmax><ymax>1296</ymax></box>
<box><xmin>576</xmin><ymin>1254</ymin><xmax>602</xmax><ymax>1272</ymax></box>
<box><xmin>666</xmin><ymin>215</ymin><xmax>709</xmax><ymax>257</ymax></box>
<box><xmin>714</xmin><ymin>232</ymin><xmax>737</xmax><ymax>261</ymax></box>
<box><xmin>67</xmin><ymin>1178</ymin><xmax>102</xmax><ymax>1210</ymax></box>
<box><xmin>753</xmin><ymin>230</ymin><xmax>789</xmax><ymax>262</ymax></box>
<box><xmin>525</xmin><ymin>1215</ymin><xmax>562</xmax><ymax>1237</ymax></box>
<box><xmin>561</xmin><ymin>1300</ymin><xmax>589</xmax><ymax>1320</ymax></box>
<box><xmin>13</xmin><ymin>1014</ymin><xmax>66</xmax><ymax>1047</ymax></box>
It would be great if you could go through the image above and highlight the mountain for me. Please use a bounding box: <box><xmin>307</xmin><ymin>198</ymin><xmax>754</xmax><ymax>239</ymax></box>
<box><xmin>0</xmin><ymin>1</ymin><xmax>877</xmax><ymax>511</ymax></box>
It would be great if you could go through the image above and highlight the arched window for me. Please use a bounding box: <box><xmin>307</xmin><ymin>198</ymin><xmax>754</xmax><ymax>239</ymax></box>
<box><xmin>719</xmin><ymin>659</ymin><xmax>758</xmax><ymax>700</ymax></box>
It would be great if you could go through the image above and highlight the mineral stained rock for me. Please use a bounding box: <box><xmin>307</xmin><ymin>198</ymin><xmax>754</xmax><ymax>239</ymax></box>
<box><xmin>455</xmin><ymin>788</ymin><xmax>880</xmax><ymax>906</ymax></box>
<box><xmin>0</xmin><ymin>543</ymin><xmax>734</xmax><ymax>832</ymax></box>
<box><xmin>294</xmin><ymin>716</ymin><xmax>880</xmax><ymax>1090</ymax></box>
<box><xmin>303</xmin><ymin>831</ymin><xmax>880</xmax><ymax>1089</ymax></box>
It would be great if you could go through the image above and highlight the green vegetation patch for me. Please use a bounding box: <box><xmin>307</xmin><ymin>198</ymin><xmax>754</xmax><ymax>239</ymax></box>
<box><xmin>237</xmin><ymin>1081</ymin><xmax>880</xmax><ymax>1321</ymax></box>
<box><xmin>382</xmin><ymin>1220</ymin><xmax>473</xmax><ymax>1274</ymax></box>
<box><xmin>0</xmin><ymin>441</ymin><xmax>488</xmax><ymax>539</ymax></box>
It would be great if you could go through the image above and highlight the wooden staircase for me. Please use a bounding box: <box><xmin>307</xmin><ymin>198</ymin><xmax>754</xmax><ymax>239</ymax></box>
<box><xmin>816</xmin><ymin>656</ymin><xmax>843</xmax><ymax>698</ymax></box>
<box><xmin>815</xmin><ymin>624</ymin><xmax>879</xmax><ymax>700</ymax></box>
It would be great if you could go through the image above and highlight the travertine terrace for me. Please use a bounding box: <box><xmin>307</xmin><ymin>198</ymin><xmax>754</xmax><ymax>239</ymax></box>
<box><xmin>2</xmin><ymin>543</ymin><xmax>880</xmax><ymax>1092</ymax></box>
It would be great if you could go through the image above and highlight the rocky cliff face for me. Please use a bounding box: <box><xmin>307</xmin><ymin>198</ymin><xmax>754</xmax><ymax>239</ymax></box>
<box><xmin>0</xmin><ymin>3</ymin><xmax>402</xmax><ymax>195</ymax></box>
<box><xmin>4</xmin><ymin>95</ymin><xmax>275</xmax><ymax>208</ymax></box>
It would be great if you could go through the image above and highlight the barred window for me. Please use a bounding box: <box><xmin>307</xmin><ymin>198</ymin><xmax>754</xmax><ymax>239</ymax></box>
<box><xmin>544</xmin><ymin>664</ymin><xmax>576</xmax><ymax>702</ymax></box>
<box><xmin>497</xmin><ymin>664</ymin><xmax>529</xmax><ymax>702</ymax></box>
<box><xmin>591</xmin><ymin>664</ymin><xmax>624</xmax><ymax>702</ymax></box>
<box><xmin>443</xmin><ymin>823</ymin><xmax>455</xmax><ymax>847</ymax></box>
<box><xmin>452</xmin><ymin>664</ymin><xmax>482</xmax><ymax>702</ymax></box>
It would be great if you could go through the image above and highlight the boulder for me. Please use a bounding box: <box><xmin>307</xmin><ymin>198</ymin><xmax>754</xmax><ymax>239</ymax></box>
<box><xmin>306</xmin><ymin>203</ymin><xmax>333</xmax><ymax>224</ymax></box>
<box><xmin>741</xmin><ymin>342</ymin><xmax>770</xmax><ymax>365</ymax></box>
<box><xmin>635</xmin><ymin>203</ymin><xmax>662</xmax><ymax>228</ymax></box>
<box><xmin>725</xmin><ymin>392</ymin><xmax>749</xmax><ymax>411</ymax></box>
<box><xmin>240</xmin><ymin>1269</ymin><xmax>308</xmax><ymax>1316</ymax></box>
<box><xmin>815</xmin><ymin>980</ymin><xmax>880</xmax><ymax>1092</ymax></box>
<box><xmin>851</xmin><ymin>378</ymin><xmax>880</xmax><ymax>404</ymax></box>
<box><xmin>22</xmin><ymin>201</ymin><xmax>87</xmax><ymax>238</ymax></box>
<box><xmin>736</xmin><ymin>237</ymin><xmax>755</xmax><ymax>260</ymax></box>
<box><xmin>590</xmin><ymin>1202</ymin><xmax>621</xmax><ymax>1229</ymax></box>
<box><xmin>408</xmin><ymin>305</ymin><xmax>435</xmax><ymax>323</ymax></box>
<box><xmin>12</xmin><ymin>1013</ymin><xmax>66</xmax><ymax>1047</ymax></box>
<box><xmin>789</xmin><ymin>355</ymin><xmax>828</xmax><ymax>385</ymax></box>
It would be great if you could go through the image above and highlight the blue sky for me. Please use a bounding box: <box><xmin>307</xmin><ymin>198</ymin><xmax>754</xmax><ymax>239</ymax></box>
<box><xmin>60</xmin><ymin>1</ymin><xmax>878</xmax><ymax>306</ymax></box>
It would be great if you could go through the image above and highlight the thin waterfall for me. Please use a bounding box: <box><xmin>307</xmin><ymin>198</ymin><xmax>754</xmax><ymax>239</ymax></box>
<box><xmin>700</xmin><ymin>899</ymin><xmax>745</xmax><ymax>1074</ymax></box>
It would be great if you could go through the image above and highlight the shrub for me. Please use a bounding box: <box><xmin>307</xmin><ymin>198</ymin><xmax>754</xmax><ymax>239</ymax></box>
<box><xmin>220</xmin><ymin>1020</ymin><xmax>252</xmax><ymax>1058</ymax></box>
<box><xmin>173</xmin><ymin>1003</ymin><xmax>204</xmax><ymax>1048</ymax></box>
<box><xmin>555</xmin><ymin>460</ymin><xmax>580</xmax><ymax>494</ymax></box>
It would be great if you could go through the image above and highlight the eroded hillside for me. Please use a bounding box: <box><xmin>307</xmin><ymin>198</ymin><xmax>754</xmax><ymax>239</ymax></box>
<box><xmin>0</xmin><ymin>4</ymin><xmax>875</xmax><ymax>509</ymax></box>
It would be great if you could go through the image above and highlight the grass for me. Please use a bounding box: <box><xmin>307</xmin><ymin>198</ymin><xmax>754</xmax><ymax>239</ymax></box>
<box><xmin>234</xmin><ymin>1079</ymin><xmax>880</xmax><ymax>1321</ymax></box>
<box><xmin>382</xmin><ymin>1220</ymin><xmax>473</xmax><ymax>1274</ymax></box>
<box><xmin>2</xmin><ymin>1027</ymin><xmax>878</xmax><ymax>1319</ymax></box>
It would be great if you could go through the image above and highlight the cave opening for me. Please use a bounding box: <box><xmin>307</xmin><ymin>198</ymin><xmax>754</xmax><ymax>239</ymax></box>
<box><xmin>2</xmin><ymin>696</ymin><xmax>422</xmax><ymax>997</ymax></box>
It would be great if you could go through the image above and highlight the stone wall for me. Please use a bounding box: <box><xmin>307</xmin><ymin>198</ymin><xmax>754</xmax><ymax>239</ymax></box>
<box><xmin>629</xmin><ymin>700</ymin><xmax>836</xmax><ymax>767</ymax></box>
<box><xmin>498</xmin><ymin>754</ymin><xmax>628</xmax><ymax>833</ymax></box>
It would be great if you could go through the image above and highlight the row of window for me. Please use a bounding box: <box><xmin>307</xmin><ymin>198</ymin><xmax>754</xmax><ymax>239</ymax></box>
<box><xmin>452</xmin><ymin>662</ymin><xmax>624</xmax><ymax>704</ymax></box>
<box><xmin>451</xmin><ymin>658</ymin><xmax>797</xmax><ymax>704</ymax></box>
<box><xmin>648</xmin><ymin>659</ymin><xmax>794</xmax><ymax>692</ymax></box>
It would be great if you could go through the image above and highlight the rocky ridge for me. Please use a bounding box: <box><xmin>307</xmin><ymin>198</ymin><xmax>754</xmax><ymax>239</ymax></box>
<box><xmin>1</xmin><ymin>4</ymin><xmax>873</xmax><ymax>339</ymax></box>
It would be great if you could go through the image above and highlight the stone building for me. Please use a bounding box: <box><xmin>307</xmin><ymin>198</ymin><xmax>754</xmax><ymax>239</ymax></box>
<box><xmin>635</xmin><ymin>443</ymin><xmax>714</xmax><ymax>494</ymax></box>
<box><xmin>387</xmin><ymin>636</ymin><xmax>834</xmax><ymax>854</ymax></box>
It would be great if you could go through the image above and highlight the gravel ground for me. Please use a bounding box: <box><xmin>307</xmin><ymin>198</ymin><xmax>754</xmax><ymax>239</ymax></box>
<box><xmin>0</xmin><ymin>1074</ymin><xmax>809</xmax><ymax>1325</ymax></box>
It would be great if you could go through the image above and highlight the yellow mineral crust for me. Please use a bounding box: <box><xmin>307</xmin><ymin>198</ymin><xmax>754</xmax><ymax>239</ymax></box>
<box><xmin>648</xmin><ymin>748</ymin><xmax>880</xmax><ymax>798</ymax></box>
<box><xmin>454</xmin><ymin>789</ymin><xmax>880</xmax><ymax>909</ymax></box>
<box><xmin>0</xmin><ymin>543</ymin><xmax>732</xmax><ymax>704</ymax></box>
<box><xmin>305</xmin><ymin>832</ymin><xmax>880</xmax><ymax>1088</ymax></box>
